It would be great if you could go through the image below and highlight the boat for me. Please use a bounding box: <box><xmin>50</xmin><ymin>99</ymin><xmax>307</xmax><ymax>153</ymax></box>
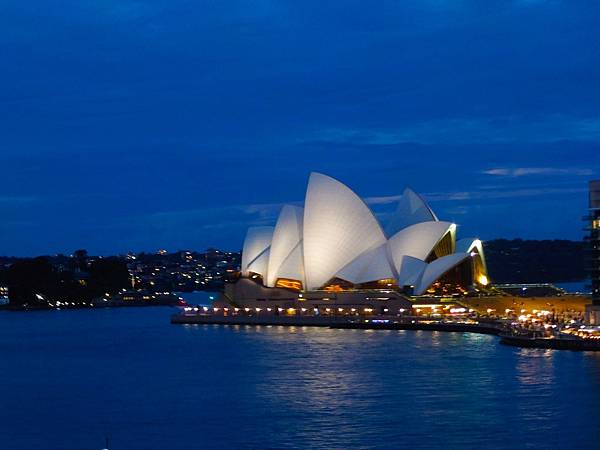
<box><xmin>499</xmin><ymin>332</ymin><xmax>600</xmax><ymax>351</ymax></box>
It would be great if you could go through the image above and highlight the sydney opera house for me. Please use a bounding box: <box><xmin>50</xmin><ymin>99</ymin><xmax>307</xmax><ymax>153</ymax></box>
<box><xmin>220</xmin><ymin>173</ymin><xmax>489</xmax><ymax>313</ymax></box>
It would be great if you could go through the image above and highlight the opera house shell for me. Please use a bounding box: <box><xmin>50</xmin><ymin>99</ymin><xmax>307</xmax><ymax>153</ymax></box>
<box><xmin>240</xmin><ymin>173</ymin><xmax>488</xmax><ymax>297</ymax></box>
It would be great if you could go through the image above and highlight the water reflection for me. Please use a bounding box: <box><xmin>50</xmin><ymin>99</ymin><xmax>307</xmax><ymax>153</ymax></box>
<box><xmin>516</xmin><ymin>348</ymin><xmax>556</xmax><ymax>386</ymax></box>
<box><xmin>3</xmin><ymin>308</ymin><xmax>600</xmax><ymax>449</ymax></box>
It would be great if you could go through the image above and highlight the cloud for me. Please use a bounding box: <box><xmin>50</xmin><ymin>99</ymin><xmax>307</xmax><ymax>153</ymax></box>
<box><xmin>239</xmin><ymin>201</ymin><xmax>302</xmax><ymax>217</ymax></box>
<box><xmin>442</xmin><ymin>205</ymin><xmax>471</xmax><ymax>215</ymax></box>
<box><xmin>0</xmin><ymin>195</ymin><xmax>38</xmax><ymax>204</ymax></box>
<box><xmin>483</xmin><ymin>167</ymin><xmax>594</xmax><ymax>177</ymax></box>
<box><xmin>145</xmin><ymin>183</ymin><xmax>586</xmax><ymax>232</ymax></box>
<box><xmin>424</xmin><ymin>186</ymin><xmax>587</xmax><ymax>202</ymax></box>
<box><xmin>514</xmin><ymin>0</ymin><xmax>558</xmax><ymax>5</ymax></box>
<box><xmin>146</xmin><ymin>201</ymin><xmax>294</xmax><ymax>232</ymax></box>
<box><xmin>310</xmin><ymin>115</ymin><xmax>600</xmax><ymax>146</ymax></box>
<box><xmin>362</xmin><ymin>195</ymin><xmax>403</xmax><ymax>205</ymax></box>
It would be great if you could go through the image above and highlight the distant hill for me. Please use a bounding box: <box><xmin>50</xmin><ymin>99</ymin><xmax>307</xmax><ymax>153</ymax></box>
<box><xmin>484</xmin><ymin>239</ymin><xmax>586</xmax><ymax>284</ymax></box>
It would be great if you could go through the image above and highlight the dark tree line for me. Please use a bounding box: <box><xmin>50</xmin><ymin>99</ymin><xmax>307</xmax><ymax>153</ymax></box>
<box><xmin>5</xmin><ymin>256</ymin><xmax>130</xmax><ymax>307</ymax></box>
<box><xmin>485</xmin><ymin>239</ymin><xmax>586</xmax><ymax>283</ymax></box>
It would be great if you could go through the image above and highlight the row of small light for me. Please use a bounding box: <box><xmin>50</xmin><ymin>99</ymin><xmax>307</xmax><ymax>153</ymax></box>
<box><xmin>560</xmin><ymin>324</ymin><xmax>600</xmax><ymax>339</ymax></box>
<box><xmin>183</xmin><ymin>306</ymin><xmax>405</xmax><ymax>314</ymax></box>
<box><xmin>516</xmin><ymin>309</ymin><xmax>553</xmax><ymax>322</ymax></box>
<box><xmin>49</xmin><ymin>301</ymin><xmax>93</xmax><ymax>307</ymax></box>
<box><xmin>412</xmin><ymin>304</ymin><xmax>473</xmax><ymax>315</ymax></box>
<box><xmin>183</xmin><ymin>305</ymin><xmax>560</xmax><ymax>317</ymax></box>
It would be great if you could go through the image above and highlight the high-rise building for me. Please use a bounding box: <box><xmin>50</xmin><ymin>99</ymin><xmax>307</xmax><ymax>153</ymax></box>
<box><xmin>589</xmin><ymin>180</ymin><xmax>600</xmax><ymax>302</ymax></box>
<box><xmin>585</xmin><ymin>180</ymin><xmax>600</xmax><ymax>324</ymax></box>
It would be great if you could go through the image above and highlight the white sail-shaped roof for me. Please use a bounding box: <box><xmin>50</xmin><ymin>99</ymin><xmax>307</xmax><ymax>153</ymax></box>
<box><xmin>239</xmin><ymin>173</ymin><xmax>487</xmax><ymax>296</ymax></box>
<box><xmin>241</xmin><ymin>226</ymin><xmax>274</xmax><ymax>276</ymax></box>
<box><xmin>385</xmin><ymin>188</ymin><xmax>438</xmax><ymax>237</ymax></box>
<box><xmin>456</xmin><ymin>237</ymin><xmax>487</xmax><ymax>274</ymax></box>
<box><xmin>303</xmin><ymin>172</ymin><xmax>387</xmax><ymax>290</ymax></box>
<box><xmin>388</xmin><ymin>221</ymin><xmax>455</xmax><ymax>273</ymax></box>
<box><xmin>414</xmin><ymin>253</ymin><xmax>471</xmax><ymax>295</ymax></box>
<box><xmin>336</xmin><ymin>243</ymin><xmax>396</xmax><ymax>284</ymax></box>
<box><xmin>396</xmin><ymin>255</ymin><xmax>428</xmax><ymax>286</ymax></box>
<box><xmin>266</xmin><ymin>205</ymin><xmax>304</xmax><ymax>287</ymax></box>
<box><xmin>274</xmin><ymin>241</ymin><xmax>305</xmax><ymax>284</ymax></box>
<box><xmin>246</xmin><ymin>247</ymin><xmax>270</xmax><ymax>278</ymax></box>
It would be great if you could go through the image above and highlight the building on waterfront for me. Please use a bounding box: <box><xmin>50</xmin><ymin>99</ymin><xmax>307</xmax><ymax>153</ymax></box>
<box><xmin>493</xmin><ymin>283</ymin><xmax>569</xmax><ymax>297</ymax></box>
<box><xmin>219</xmin><ymin>173</ymin><xmax>489</xmax><ymax>313</ymax></box>
<box><xmin>0</xmin><ymin>285</ymin><xmax>8</xmax><ymax>306</ymax></box>
<box><xmin>586</xmin><ymin>180</ymin><xmax>600</xmax><ymax>323</ymax></box>
<box><xmin>125</xmin><ymin>249</ymin><xmax>240</xmax><ymax>292</ymax></box>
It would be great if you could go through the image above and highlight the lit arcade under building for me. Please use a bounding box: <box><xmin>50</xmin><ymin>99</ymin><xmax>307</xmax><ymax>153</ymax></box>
<box><xmin>218</xmin><ymin>173</ymin><xmax>489</xmax><ymax>314</ymax></box>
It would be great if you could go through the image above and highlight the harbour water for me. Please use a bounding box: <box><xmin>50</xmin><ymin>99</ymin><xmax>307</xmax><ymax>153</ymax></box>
<box><xmin>175</xmin><ymin>290</ymin><xmax>219</xmax><ymax>306</ymax></box>
<box><xmin>1</xmin><ymin>307</ymin><xmax>600</xmax><ymax>449</ymax></box>
<box><xmin>554</xmin><ymin>279</ymin><xmax>590</xmax><ymax>294</ymax></box>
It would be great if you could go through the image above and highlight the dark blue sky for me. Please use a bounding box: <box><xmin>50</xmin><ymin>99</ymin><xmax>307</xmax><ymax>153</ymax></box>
<box><xmin>1</xmin><ymin>0</ymin><xmax>599</xmax><ymax>256</ymax></box>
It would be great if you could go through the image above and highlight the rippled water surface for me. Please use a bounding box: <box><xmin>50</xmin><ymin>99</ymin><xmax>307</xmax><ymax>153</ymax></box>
<box><xmin>2</xmin><ymin>307</ymin><xmax>600</xmax><ymax>449</ymax></box>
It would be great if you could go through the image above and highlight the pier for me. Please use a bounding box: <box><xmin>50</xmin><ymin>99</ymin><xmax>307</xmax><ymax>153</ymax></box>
<box><xmin>171</xmin><ymin>311</ymin><xmax>504</xmax><ymax>335</ymax></box>
<box><xmin>171</xmin><ymin>311</ymin><xmax>600</xmax><ymax>351</ymax></box>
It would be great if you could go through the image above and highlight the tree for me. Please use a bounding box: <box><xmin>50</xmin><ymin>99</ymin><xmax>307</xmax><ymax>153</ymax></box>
<box><xmin>73</xmin><ymin>249</ymin><xmax>89</xmax><ymax>271</ymax></box>
<box><xmin>88</xmin><ymin>258</ymin><xmax>130</xmax><ymax>297</ymax></box>
<box><xmin>73</xmin><ymin>249</ymin><xmax>88</xmax><ymax>259</ymax></box>
<box><xmin>7</xmin><ymin>257</ymin><xmax>55</xmax><ymax>307</ymax></box>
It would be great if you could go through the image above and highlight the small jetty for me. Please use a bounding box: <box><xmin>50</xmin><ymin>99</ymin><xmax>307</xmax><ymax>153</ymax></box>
<box><xmin>500</xmin><ymin>328</ymin><xmax>600</xmax><ymax>351</ymax></box>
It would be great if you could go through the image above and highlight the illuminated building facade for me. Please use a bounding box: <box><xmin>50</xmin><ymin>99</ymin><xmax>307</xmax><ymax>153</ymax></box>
<box><xmin>0</xmin><ymin>285</ymin><xmax>8</xmax><ymax>305</ymax></box>
<box><xmin>588</xmin><ymin>180</ymin><xmax>600</xmax><ymax>303</ymax></box>
<box><xmin>585</xmin><ymin>180</ymin><xmax>600</xmax><ymax>324</ymax></box>
<box><xmin>231</xmin><ymin>173</ymin><xmax>488</xmax><ymax>307</ymax></box>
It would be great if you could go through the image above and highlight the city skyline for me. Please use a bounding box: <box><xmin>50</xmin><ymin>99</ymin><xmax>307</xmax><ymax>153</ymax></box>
<box><xmin>2</xmin><ymin>1</ymin><xmax>599</xmax><ymax>255</ymax></box>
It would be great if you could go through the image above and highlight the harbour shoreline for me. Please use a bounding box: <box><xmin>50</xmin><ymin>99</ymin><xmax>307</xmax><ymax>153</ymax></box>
<box><xmin>171</xmin><ymin>312</ymin><xmax>600</xmax><ymax>351</ymax></box>
<box><xmin>171</xmin><ymin>312</ymin><xmax>504</xmax><ymax>335</ymax></box>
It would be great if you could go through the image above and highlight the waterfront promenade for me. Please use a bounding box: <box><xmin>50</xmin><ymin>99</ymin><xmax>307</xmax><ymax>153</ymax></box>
<box><xmin>171</xmin><ymin>309</ymin><xmax>600</xmax><ymax>350</ymax></box>
<box><xmin>171</xmin><ymin>311</ymin><xmax>504</xmax><ymax>334</ymax></box>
